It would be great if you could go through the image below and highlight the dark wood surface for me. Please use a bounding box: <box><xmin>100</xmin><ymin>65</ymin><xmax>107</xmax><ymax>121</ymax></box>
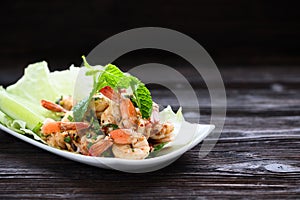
<box><xmin>0</xmin><ymin>66</ymin><xmax>299</xmax><ymax>199</ymax></box>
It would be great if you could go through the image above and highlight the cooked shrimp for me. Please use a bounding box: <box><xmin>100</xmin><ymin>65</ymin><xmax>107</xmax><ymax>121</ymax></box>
<box><xmin>100</xmin><ymin>101</ymin><xmax>121</xmax><ymax>125</ymax></box>
<box><xmin>100</xmin><ymin>96</ymin><xmax>137</xmax><ymax>129</ymax></box>
<box><xmin>93</xmin><ymin>94</ymin><xmax>110</xmax><ymax>119</ymax></box>
<box><xmin>100</xmin><ymin>86</ymin><xmax>115</xmax><ymax>100</ymax></box>
<box><xmin>88</xmin><ymin>136</ymin><xmax>113</xmax><ymax>157</ymax></box>
<box><xmin>56</xmin><ymin>95</ymin><xmax>73</xmax><ymax>111</ymax></box>
<box><xmin>150</xmin><ymin>102</ymin><xmax>160</xmax><ymax>123</ymax></box>
<box><xmin>110</xmin><ymin>129</ymin><xmax>150</xmax><ymax>159</ymax></box>
<box><xmin>119</xmin><ymin>98</ymin><xmax>138</xmax><ymax>129</ymax></box>
<box><xmin>99</xmin><ymin>86</ymin><xmax>139</xmax><ymax>129</ymax></box>
<box><xmin>41</xmin><ymin>99</ymin><xmax>68</xmax><ymax>113</ymax></box>
<box><xmin>137</xmin><ymin>118</ymin><xmax>152</xmax><ymax>139</ymax></box>
<box><xmin>41</xmin><ymin>118</ymin><xmax>89</xmax><ymax>135</ymax></box>
<box><xmin>149</xmin><ymin>122</ymin><xmax>174</xmax><ymax>143</ymax></box>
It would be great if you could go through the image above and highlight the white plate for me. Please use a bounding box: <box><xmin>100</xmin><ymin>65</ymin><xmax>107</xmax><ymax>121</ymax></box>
<box><xmin>0</xmin><ymin>121</ymin><xmax>214</xmax><ymax>173</ymax></box>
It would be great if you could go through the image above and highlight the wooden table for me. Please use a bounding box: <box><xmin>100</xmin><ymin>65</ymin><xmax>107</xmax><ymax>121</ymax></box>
<box><xmin>0</xmin><ymin>66</ymin><xmax>299</xmax><ymax>199</ymax></box>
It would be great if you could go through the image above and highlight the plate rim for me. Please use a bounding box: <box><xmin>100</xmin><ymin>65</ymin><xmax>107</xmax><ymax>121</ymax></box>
<box><xmin>0</xmin><ymin>121</ymin><xmax>215</xmax><ymax>168</ymax></box>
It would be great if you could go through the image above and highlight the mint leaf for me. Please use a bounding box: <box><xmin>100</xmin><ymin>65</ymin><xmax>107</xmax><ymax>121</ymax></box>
<box><xmin>73</xmin><ymin>96</ymin><xmax>90</xmax><ymax>122</ymax></box>
<box><xmin>82</xmin><ymin>56</ymin><xmax>99</xmax><ymax>86</ymax></box>
<box><xmin>82</xmin><ymin>55</ymin><xmax>93</xmax><ymax>70</ymax></box>
<box><xmin>133</xmin><ymin>83</ymin><xmax>153</xmax><ymax>119</ymax></box>
<box><xmin>96</xmin><ymin>64</ymin><xmax>124</xmax><ymax>91</ymax></box>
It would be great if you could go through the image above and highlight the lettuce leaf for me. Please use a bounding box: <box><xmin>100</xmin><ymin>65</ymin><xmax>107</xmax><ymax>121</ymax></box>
<box><xmin>49</xmin><ymin>65</ymin><xmax>80</xmax><ymax>96</ymax></box>
<box><xmin>159</xmin><ymin>105</ymin><xmax>184</xmax><ymax>124</ymax></box>
<box><xmin>0</xmin><ymin>62</ymin><xmax>79</xmax><ymax>131</ymax></box>
<box><xmin>7</xmin><ymin>61</ymin><xmax>79</xmax><ymax>103</ymax></box>
<box><xmin>7</xmin><ymin>61</ymin><xmax>58</xmax><ymax>104</ymax></box>
<box><xmin>0</xmin><ymin>108</ymin><xmax>13</xmax><ymax>127</ymax></box>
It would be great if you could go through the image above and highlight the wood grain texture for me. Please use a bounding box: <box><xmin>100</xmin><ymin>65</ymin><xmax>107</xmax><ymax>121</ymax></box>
<box><xmin>0</xmin><ymin>66</ymin><xmax>299</xmax><ymax>199</ymax></box>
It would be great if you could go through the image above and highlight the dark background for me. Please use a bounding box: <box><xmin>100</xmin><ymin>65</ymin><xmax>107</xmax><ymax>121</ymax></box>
<box><xmin>1</xmin><ymin>0</ymin><xmax>300</xmax><ymax>85</ymax></box>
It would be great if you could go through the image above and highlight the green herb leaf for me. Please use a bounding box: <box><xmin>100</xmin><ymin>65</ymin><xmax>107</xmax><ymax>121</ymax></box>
<box><xmin>101</xmin><ymin>149</ymin><xmax>113</xmax><ymax>157</ymax></box>
<box><xmin>96</xmin><ymin>64</ymin><xmax>124</xmax><ymax>91</ymax></box>
<box><xmin>32</xmin><ymin>122</ymin><xmax>43</xmax><ymax>134</ymax></box>
<box><xmin>87</xmin><ymin>142</ymin><xmax>93</xmax><ymax>149</ymax></box>
<box><xmin>90</xmin><ymin>114</ymin><xmax>102</xmax><ymax>135</ymax></box>
<box><xmin>133</xmin><ymin>83</ymin><xmax>153</xmax><ymax>119</ymax></box>
<box><xmin>73</xmin><ymin>96</ymin><xmax>90</xmax><ymax>122</ymax></box>
<box><xmin>147</xmin><ymin>142</ymin><xmax>169</xmax><ymax>158</ymax></box>
<box><xmin>102</xmin><ymin>123</ymin><xmax>119</xmax><ymax>130</ymax></box>
<box><xmin>154</xmin><ymin>142</ymin><xmax>168</xmax><ymax>151</ymax></box>
<box><xmin>64</xmin><ymin>136</ymin><xmax>71</xmax><ymax>143</ymax></box>
<box><xmin>116</xmin><ymin>75</ymin><xmax>139</xmax><ymax>89</ymax></box>
<box><xmin>85</xmin><ymin>69</ymin><xmax>101</xmax><ymax>76</ymax></box>
<box><xmin>82</xmin><ymin>55</ymin><xmax>100</xmax><ymax>87</ymax></box>
<box><xmin>67</xmin><ymin>115</ymin><xmax>74</xmax><ymax>122</ymax></box>
<box><xmin>82</xmin><ymin>55</ymin><xmax>93</xmax><ymax>70</ymax></box>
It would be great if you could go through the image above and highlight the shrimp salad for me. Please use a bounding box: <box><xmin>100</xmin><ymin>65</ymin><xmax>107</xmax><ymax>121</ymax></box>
<box><xmin>0</xmin><ymin>57</ymin><xmax>177</xmax><ymax>160</ymax></box>
<box><xmin>40</xmin><ymin>87</ymin><xmax>174</xmax><ymax>159</ymax></box>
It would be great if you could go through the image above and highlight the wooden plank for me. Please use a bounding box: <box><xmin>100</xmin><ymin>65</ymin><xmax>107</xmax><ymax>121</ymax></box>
<box><xmin>0</xmin><ymin>66</ymin><xmax>299</xmax><ymax>198</ymax></box>
<box><xmin>0</xmin><ymin>127</ymin><xmax>299</xmax><ymax>198</ymax></box>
